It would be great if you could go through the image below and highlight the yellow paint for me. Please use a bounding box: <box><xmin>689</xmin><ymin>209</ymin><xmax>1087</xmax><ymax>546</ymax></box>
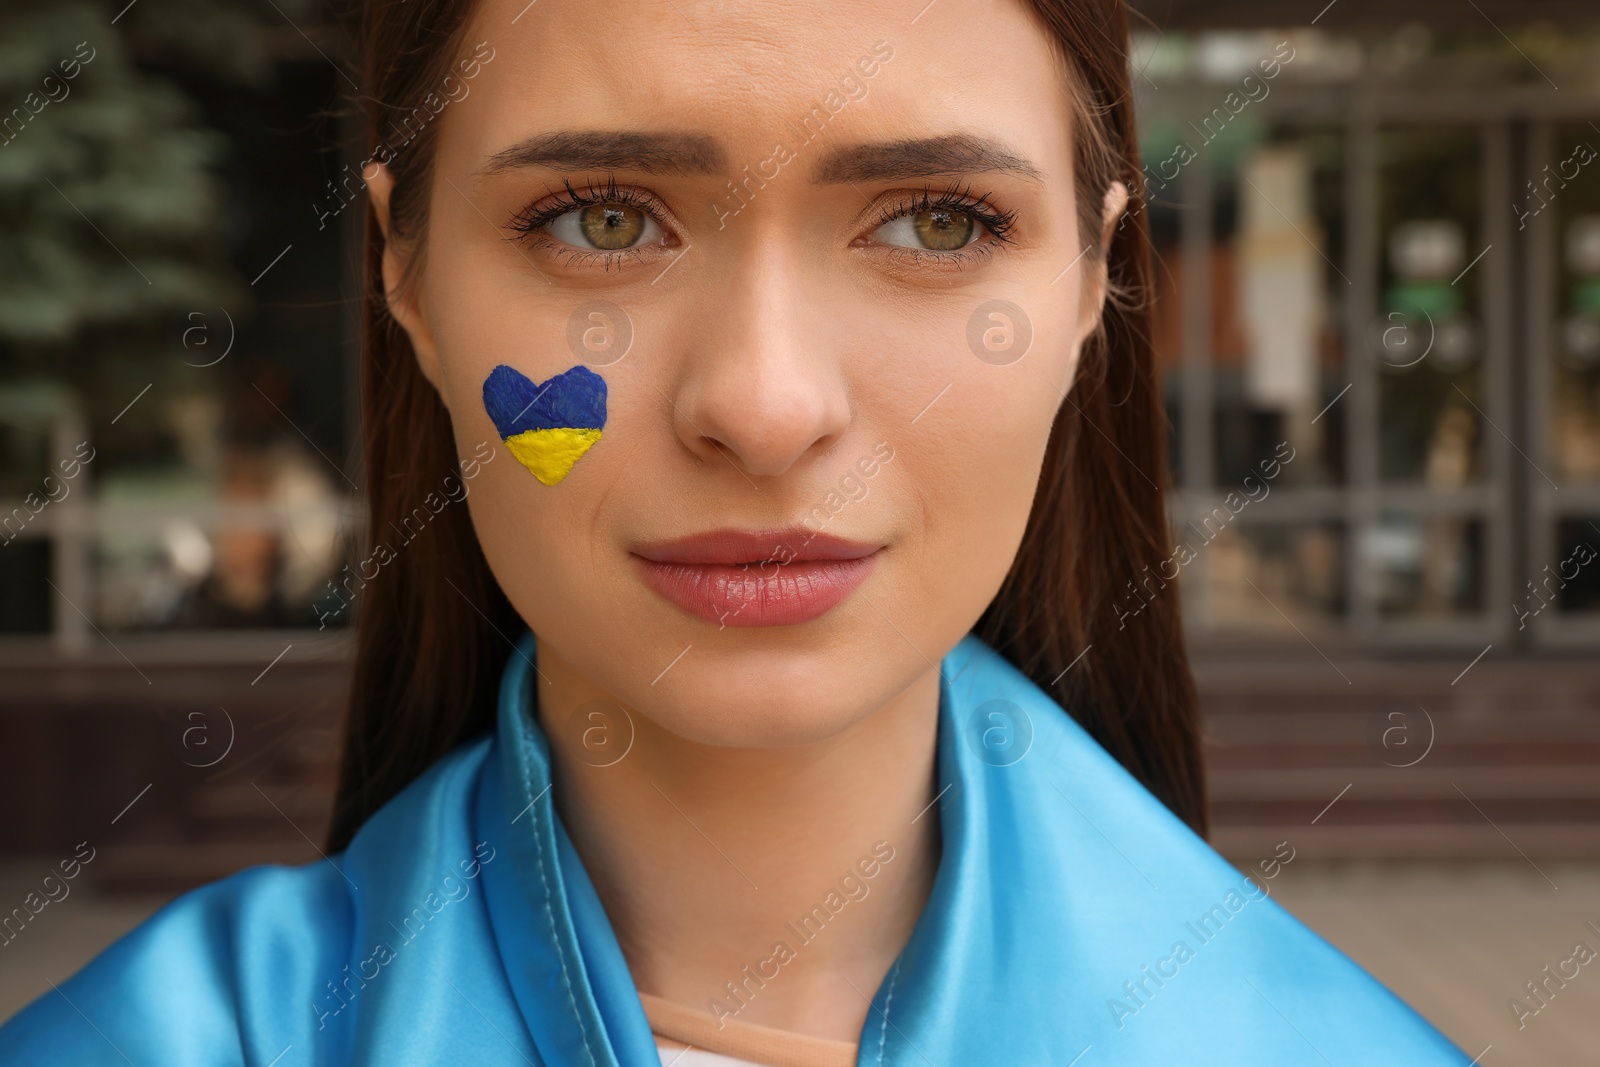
<box><xmin>504</xmin><ymin>427</ymin><xmax>602</xmax><ymax>486</ymax></box>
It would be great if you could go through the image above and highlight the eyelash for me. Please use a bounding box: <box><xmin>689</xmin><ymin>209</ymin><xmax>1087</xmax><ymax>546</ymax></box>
<box><xmin>503</xmin><ymin>176</ymin><xmax>1018</xmax><ymax>271</ymax></box>
<box><xmin>865</xmin><ymin>182</ymin><xmax>1018</xmax><ymax>271</ymax></box>
<box><xmin>872</xmin><ymin>183</ymin><xmax>1018</xmax><ymax>241</ymax></box>
<box><xmin>506</xmin><ymin>176</ymin><xmax>675</xmax><ymax>271</ymax></box>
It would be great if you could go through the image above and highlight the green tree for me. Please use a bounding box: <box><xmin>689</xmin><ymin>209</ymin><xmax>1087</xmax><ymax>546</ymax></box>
<box><xmin>0</xmin><ymin>0</ymin><xmax>315</xmax><ymax>405</ymax></box>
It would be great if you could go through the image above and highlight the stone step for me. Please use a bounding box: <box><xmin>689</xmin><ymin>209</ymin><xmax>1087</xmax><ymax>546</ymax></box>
<box><xmin>1207</xmin><ymin>764</ymin><xmax>1600</xmax><ymax>801</ymax></box>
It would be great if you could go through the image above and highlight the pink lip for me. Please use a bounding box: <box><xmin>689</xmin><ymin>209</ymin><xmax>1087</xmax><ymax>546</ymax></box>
<box><xmin>632</xmin><ymin>528</ymin><xmax>881</xmax><ymax>628</ymax></box>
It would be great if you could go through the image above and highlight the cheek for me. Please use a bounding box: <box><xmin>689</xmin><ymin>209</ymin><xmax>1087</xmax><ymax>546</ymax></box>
<box><xmin>430</xmin><ymin>297</ymin><xmax>630</xmax><ymax>633</ymax></box>
<box><xmin>459</xmin><ymin>420</ymin><xmax>641</xmax><ymax>659</ymax></box>
<box><xmin>894</xmin><ymin>297</ymin><xmax>1079</xmax><ymax>605</ymax></box>
<box><xmin>459</xmin><ymin>438</ymin><xmax>587</xmax><ymax>604</ymax></box>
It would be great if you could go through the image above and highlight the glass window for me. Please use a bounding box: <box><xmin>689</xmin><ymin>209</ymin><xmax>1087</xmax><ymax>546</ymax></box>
<box><xmin>1363</xmin><ymin>514</ymin><xmax>1485</xmax><ymax>619</ymax></box>
<box><xmin>1213</xmin><ymin>128</ymin><xmax>1348</xmax><ymax>489</ymax></box>
<box><xmin>0</xmin><ymin>541</ymin><xmax>50</xmax><ymax>633</ymax></box>
<box><xmin>1550</xmin><ymin>517</ymin><xmax>1600</xmax><ymax>614</ymax></box>
<box><xmin>1547</xmin><ymin>125</ymin><xmax>1600</xmax><ymax>484</ymax></box>
<box><xmin>1374</xmin><ymin>129</ymin><xmax>1486</xmax><ymax>487</ymax></box>
<box><xmin>1194</xmin><ymin>520</ymin><xmax>1347</xmax><ymax>630</ymax></box>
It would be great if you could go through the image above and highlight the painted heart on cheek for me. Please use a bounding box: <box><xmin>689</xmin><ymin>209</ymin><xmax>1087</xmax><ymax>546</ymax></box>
<box><xmin>482</xmin><ymin>364</ymin><xmax>608</xmax><ymax>486</ymax></box>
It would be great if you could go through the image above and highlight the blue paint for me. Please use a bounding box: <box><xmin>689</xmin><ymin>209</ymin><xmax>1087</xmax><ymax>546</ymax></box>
<box><xmin>482</xmin><ymin>364</ymin><xmax>607</xmax><ymax>438</ymax></box>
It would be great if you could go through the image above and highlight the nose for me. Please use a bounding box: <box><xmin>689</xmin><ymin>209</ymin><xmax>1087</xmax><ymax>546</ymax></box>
<box><xmin>668</xmin><ymin>244</ymin><xmax>852</xmax><ymax>479</ymax></box>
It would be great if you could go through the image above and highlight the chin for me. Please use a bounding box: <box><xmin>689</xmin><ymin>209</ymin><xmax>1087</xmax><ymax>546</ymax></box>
<box><xmin>507</xmin><ymin>541</ymin><xmax>948</xmax><ymax>750</ymax></box>
<box><xmin>626</xmin><ymin>632</ymin><xmax>906</xmax><ymax>750</ymax></box>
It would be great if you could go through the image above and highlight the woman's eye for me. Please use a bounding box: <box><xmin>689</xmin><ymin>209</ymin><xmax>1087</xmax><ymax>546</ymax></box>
<box><xmin>544</xmin><ymin>203</ymin><xmax>665</xmax><ymax>251</ymax></box>
<box><xmin>871</xmin><ymin>208</ymin><xmax>980</xmax><ymax>251</ymax></box>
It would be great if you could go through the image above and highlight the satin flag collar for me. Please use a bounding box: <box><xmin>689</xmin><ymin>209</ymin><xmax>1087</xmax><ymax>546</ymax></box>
<box><xmin>485</xmin><ymin>630</ymin><xmax>1470</xmax><ymax>1065</ymax></box>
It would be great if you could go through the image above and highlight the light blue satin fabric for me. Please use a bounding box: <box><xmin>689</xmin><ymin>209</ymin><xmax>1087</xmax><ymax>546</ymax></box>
<box><xmin>0</xmin><ymin>632</ymin><xmax>1471</xmax><ymax>1065</ymax></box>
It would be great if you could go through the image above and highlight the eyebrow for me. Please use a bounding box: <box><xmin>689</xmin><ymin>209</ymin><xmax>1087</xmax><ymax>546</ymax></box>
<box><xmin>480</xmin><ymin>131</ymin><xmax>727</xmax><ymax>176</ymax></box>
<box><xmin>813</xmin><ymin>134</ymin><xmax>1044</xmax><ymax>184</ymax></box>
<box><xmin>478</xmin><ymin>129</ymin><xmax>1044</xmax><ymax>184</ymax></box>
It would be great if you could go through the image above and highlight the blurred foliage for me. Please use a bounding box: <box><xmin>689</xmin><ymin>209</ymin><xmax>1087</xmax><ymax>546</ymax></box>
<box><xmin>0</xmin><ymin>0</ymin><xmax>313</xmax><ymax>371</ymax></box>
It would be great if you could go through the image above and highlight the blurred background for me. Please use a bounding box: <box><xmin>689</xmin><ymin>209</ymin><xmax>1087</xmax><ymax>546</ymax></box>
<box><xmin>2</xmin><ymin>0</ymin><xmax>1598</xmax><ymax>1060</ymax></box>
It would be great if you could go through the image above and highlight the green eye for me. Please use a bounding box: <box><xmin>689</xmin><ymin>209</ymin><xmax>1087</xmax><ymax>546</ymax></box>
<box><xmin>873</xmin><ymin>207</ymin><xmax>982</xmax><ymax>251</ymax></box>
<box><xmin>912</xmin><ymin>209</ymin><xmax>975</xmax><ymax>250</ymax></box>
<box><xmin>577</xmin><ymin>204</ymin><xmax>647</xmax><ymax>249</ymax></box>
<box><xmin>546</xmin><ymin>202</ymin><xmax>664</xmax><ymax>251</ymax></box>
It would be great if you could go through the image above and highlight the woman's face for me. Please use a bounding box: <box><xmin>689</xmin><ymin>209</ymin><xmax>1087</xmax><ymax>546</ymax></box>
<box><xmin>382</xmin><ymin>0</ymin><xmax>1119</xmax><ymax>747</ymax></box>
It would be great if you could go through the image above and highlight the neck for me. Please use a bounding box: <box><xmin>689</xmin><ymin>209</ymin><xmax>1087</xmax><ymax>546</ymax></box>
<box><xmin>533</xmin><ymin>645</ymin><xmax>942</xmax><ymax>1044</ymax></box>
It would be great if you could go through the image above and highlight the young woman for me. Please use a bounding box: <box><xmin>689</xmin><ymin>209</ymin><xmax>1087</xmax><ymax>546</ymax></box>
<box><xmin>1</xmin><ymin>0</ymin><xmax>1472</xmax><ymax>1063</ymax></box>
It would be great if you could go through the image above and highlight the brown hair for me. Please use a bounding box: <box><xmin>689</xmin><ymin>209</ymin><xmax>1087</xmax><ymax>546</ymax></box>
<box><xmin>327</xmin><ymin>0</ymin><xmax>1205</xmax><ymax>850</ymax></box>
